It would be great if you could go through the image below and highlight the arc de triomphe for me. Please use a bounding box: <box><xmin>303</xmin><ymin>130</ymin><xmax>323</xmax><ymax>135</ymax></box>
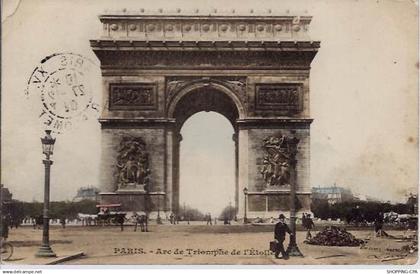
<box><xmin>91</xmin><ymin>11</ymin><xmax>320</xmax><ymax>219</ymax></box>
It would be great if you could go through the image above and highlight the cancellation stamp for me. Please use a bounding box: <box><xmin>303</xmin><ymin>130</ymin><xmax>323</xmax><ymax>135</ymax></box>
<box><xmin>25</xmin><ymin>53</ymin><xmax>99</xmax><ymax>133</ymax></box>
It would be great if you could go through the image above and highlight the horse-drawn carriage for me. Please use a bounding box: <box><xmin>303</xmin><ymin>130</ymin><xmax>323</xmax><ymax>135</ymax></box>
<box><xmin>96</xmin><ymin>203</ymin><xmax>126</xmax><ymax>226</ymax></box>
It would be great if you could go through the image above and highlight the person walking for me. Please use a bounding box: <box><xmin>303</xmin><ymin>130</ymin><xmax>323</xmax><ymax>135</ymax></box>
<box><xmin>60</xmin><ymin>217</ymin><xmax>66</xmax><ymax>229</ymax></box>
<box><xmin>132</xmin><ymin>212</ymin><xmax>139</xmax><ymax>232</ymax></box>
<box><xmin>304</xmin><ymin>214</ymin><xmax>315</xmax><ymax>240</ymax></box>
<box><xmin>141</xmin><ymin>214</ymin><xmax>148</xmax><ymax>232</ymax></box>
<box><xmin>1</xmin><ymin>214</ymin><xmax>9</xmax><ymax>240</ymax></box>
<box><xmin>374</xmin><ymin>212</ymin><xmax>384</xmax><ymax>237</ymax></box>
<box><xmin>274</xmin><ymin>214</ymin><xmax>292</xmax><ymax>260</ymax></box>
<box><xmin>205</xmin><ymin>213</ymin><xmax>210</xmax><ymax>225</ymax></box>
<box><xmin>115</xmin><ymin>213</ymin><xmax>127</xmax><ymax>231</ymax></box>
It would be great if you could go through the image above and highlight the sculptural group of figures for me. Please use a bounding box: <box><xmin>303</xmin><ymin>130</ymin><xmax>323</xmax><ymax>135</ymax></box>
<box><xmin>112</xmin><ymin>87</ymin><xmax>153</xmax><ymax>106</ymax></box>
<box><xmin>259</xmin><ymin>87</ymin><xmax>299</xmax><ymax>106</ymax></box>
<box><xmin>260</xmin><ymin>134</ymin><xmax>300</xmax><ymax>187</ymax></box>
<box><xmin>116</xmin><ymin>136</ymin><xmax>151</xmax><ymax>187</ymax></box>
<box><xmin>114</xmin><ymin>133</ymin><xmax>300</xmax><ymax>190</ymax></box>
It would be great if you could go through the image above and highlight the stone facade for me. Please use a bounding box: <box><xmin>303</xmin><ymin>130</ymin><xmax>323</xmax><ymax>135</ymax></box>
<box><xmin>91</xmin><ymin>11</ymin><xmax>320</xmax><ymax>219</ymax></box>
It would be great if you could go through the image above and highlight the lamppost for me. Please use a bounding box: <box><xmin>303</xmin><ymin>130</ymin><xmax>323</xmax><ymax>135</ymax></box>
<box><xmin>156</xmin><ymin>194</ymin><xmax>162</xmax><ymax>224</ymax></box>
<box><xmin>36</xmin><ymin>130</ymin><xmax>56</xmax><ymax>257</ymax></box>
<box><xmin>286</xmin><ymin>134</ymin><xmax>303</xmax><ymax>257</ymax></box>
<box><xmin>243</xmin><ymin>187</ymin><xmax>248</xmax><ymax>224</ymax></box>
<box><xmin>144</xmin><ymin>181</ymin><xmax>150</xmax><ymax>231</ymax></box>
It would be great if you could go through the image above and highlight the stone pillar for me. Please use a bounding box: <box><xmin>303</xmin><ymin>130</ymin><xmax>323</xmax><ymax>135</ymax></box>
<box><xmin>171</xmin><ymin>132</ymin><xmax>182</xmax><ymax>214</ymax></box>
<box><xmin>164</xmin><ymin>127</ymin><xmax>174</xmax><ymax>213</ymax></box>
<box><xmin>237</xmin><ymin>128</ymin><xmax>249</xmax><ymax>219</ymax></box>
<box><xmin>237</xmin><ymin>119</ymin><xmax>312</xmax><ymax>218</ymax></box>
<box><xmin>98</xmin><ymin>123</ymin><xmax>169</xmax><ymax>213</ymax></box>
<box><xmin>233</xmin><ymin>132</ymin><xmax>239</xmax><ymax>217</ymax></box>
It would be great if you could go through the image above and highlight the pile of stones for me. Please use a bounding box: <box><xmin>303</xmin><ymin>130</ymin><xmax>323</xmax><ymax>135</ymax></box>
<box><xmin>305</xmin><ymin>226</ymin><xmax>364</xmax><ymax>246</ymax></box>
<box><xmin>402</xmin><ymin>240</ymin><xmax>418</xmax><ymax>254</ymax></box>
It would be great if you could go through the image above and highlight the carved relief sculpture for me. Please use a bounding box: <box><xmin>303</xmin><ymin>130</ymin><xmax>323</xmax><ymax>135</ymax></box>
<box><xmin>109</xmin><ymin>83</ymin><xmax>157</xmax><ymax>110</ymax></box>
<box><xmin>255</xmin><ymin>84</ymin><xmax>302</xmax><ymax>112</ymax></box>
<box><xmin>115</xmin><ymin>136</ymin><xmax>151</xmax><ymax>190</ymax></box>
<box><xmin>260</xmin><ymin>134</ymin><xmax>300</xmax><ymax>187</ymax></box>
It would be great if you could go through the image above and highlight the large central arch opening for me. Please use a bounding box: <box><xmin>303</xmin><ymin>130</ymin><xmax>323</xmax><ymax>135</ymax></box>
<box><xmin>179</xmin><ymin>111</ymin><xmax>235</xmax><ymax>217</ymax></box>
<box><xmin>170</xmin><ymin>84</ymin><xmax>242</xmax><ymax>219</ymax></box>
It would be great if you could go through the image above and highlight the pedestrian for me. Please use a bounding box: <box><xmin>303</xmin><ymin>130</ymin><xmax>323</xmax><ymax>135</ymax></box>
<box><xmin>140</xmin><ymin>214</ymin><xmax>148</xmax><ymax>232</ymax></box>
<box><xmin>60</xmin><ymin>217</ymin><xmax>66</xmax><ymax>229</ymax></box>
<box><xmin>301</xmin><ymin>213</ymin><xmax>307</xmax><ymax>229</ymax></box>
<box><xmin>132</xmin><ymin>212</ymin><xmax>139</xmax><ymax>232</ymax></box>
<box><xmin>304</xmin><ymin>214</ymin><xmax>315</xmax><ymax>239</ymax></box>
<box><xmin>35</xmin><ymin>215</ymin><xmax>43</xmax><ymax>229</ymax></box>
<box><xmin>169</xmin><ymin>213</ymin><xmax>174</xmax><ymax>224</ymax></box>
<box><xmin>273</xmin><ymin>214</ymin><xmax>292</xmax><ymax>260</ymax></box>
<box><xmin>115</xmin><ymin>213</ymin><xmax>127</xmax><ymax>231</ymax></box>
<box><xmin>374</xmin><ymin>212</ymin><xmax>384</xmax><ymax>237</ymax></box>
<box><xmin>1</xmin><ymin>214</ymin><xmax>9</xmax><ymax>240</ymax></box>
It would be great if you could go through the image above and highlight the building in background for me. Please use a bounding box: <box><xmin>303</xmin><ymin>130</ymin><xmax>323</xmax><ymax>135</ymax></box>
<box><xmin>406</xmin><ymin>193</ymin><xmax>418</xmax><ymax>215</ymax></box>
<box><xmin>312</xmin><ymin>184</ymin><xmax>354</xmax><ymax>205</ymax></box>
<box><xmin>1</xmin><ymin>184</ymin><xmax>13</xmax><ymax>203</ymax></box>
<box><xmin>73</xmin><ymin>186</ymin><xmax>100</xmax><ymax>202</ymax></box>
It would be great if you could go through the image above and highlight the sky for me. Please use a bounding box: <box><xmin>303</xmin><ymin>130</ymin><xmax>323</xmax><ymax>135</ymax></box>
<box><xmin>2</xmin><ymin>0</ymin><xmax>418</xmax><ymax>213</ymax></box>
<box><xmin>180</xmin><ymin>112</ymin><xmax>235</xmax><ymax>215</ymax></box>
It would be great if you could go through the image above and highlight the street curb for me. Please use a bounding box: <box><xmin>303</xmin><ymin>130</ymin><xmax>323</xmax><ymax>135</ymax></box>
<box><xmin>46</xmin><ymin>252</ymin><xmax>85</xmax><ymax>265</ymax></box>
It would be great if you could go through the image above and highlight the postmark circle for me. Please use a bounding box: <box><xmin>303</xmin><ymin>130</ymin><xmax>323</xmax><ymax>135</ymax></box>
<box><xmin>26</xmin><ymin>53</ymin><xmax>99</xmax><ymax>134</ymax></box>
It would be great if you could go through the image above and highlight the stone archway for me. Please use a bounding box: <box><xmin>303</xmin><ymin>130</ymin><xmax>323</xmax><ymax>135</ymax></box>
<box><xmin>167</xmin><ymin>80</ymin><xmax>244</xmax><ymax>214</ymax></box>
<box><xmin>92</xmin><ymin>11</ymin><xmax>320</xmax><ymax>220</ymax></box>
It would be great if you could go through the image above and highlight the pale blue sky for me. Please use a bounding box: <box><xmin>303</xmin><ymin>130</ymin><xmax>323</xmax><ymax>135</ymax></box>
<box><xmin>180</xmin><ymin>112</ymin><xmax>235</xmax><ymax>215</ymax></box>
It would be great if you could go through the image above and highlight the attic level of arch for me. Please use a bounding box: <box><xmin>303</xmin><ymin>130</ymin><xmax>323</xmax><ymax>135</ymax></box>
<box><xmin>95</xmin><ymin>14</ymin><xmax>314</xmax><ymax>41</ymax></box>
<box><xmin>90</xmin><ymin>14</ymin><xmax>320</xmax><ymax>71</ymax></box>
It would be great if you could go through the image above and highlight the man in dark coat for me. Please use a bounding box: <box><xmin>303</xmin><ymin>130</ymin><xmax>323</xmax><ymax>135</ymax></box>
<box><xmin>374</xmin><ymin>212</ymin><xmax>384</xmax><ymax>237</ymax></box>
<box><xmin>274</xmin><ymin>214</ymin><xmax>292</xmax><ymax>259</ymax></box>
<box><xmin>115</xmin><ymin>213</ymin><xmax>127</xmax><ymax>231</ymax></box>
<box><xmin>1</xmin><ymin>214</ymin><xmax>10</xmax><ymax>239</ymax></box>
<box><xmin>304</xmin><ymin>214</ymin><xmax>315</xmax><ymax>239</ymax></box>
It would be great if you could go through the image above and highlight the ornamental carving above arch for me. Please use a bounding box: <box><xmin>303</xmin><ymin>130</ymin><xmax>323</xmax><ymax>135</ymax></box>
<box><xmin>165</xmin><ymin>76</ymin><xmax>247</xmax><ymax>109</ymax></box>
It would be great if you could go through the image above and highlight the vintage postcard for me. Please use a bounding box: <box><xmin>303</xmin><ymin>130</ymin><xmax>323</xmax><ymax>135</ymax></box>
<box><xmin>1</xmin><ymin>0</ymin><xmax>418</xmax><ymax>271</ymax></box>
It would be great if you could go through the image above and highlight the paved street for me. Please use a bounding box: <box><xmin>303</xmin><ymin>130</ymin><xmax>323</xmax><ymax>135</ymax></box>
<box><xmin>2</xmin><ymin>224</ymin><xmax>417</xmax><ymax>265</ymax></box>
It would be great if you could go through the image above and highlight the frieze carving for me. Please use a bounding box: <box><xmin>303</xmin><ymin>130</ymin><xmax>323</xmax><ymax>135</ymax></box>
<box><xmin>260</xmin><ymin>134</ymin><xmax>299</xmax><ymax>188</ymax></box>
<box><xmin>95</xmin><ymin>50</ymin><xmax>316</xmax><ymax>70</ymax></box>
<box><xmin>223</xmin><ymin>79</ymin><xmax>246</xmax><ymax>95</ymax></box>
<box><xmin>115</xmin><ymin>136</ymin><xmax>151</xmax><ymax>191</ymax></box>
<box><xmin>109</xmin><ymin>83</ymin><xmax>157</xmax><ymax>111</ymax></box>
<box><xmin>165</xmin><ymin>77</ymin><xmax>247</xmax><ymax>107</ymax></box>
<box><xmin>166</xmin><ymin>80</ymin><xmax>188</xmax><ymax>99</ymax></box>
<box><xmin>255</xmin><ymin>84</ymin><xmax>302</xmax><ymax>112</ymax></box>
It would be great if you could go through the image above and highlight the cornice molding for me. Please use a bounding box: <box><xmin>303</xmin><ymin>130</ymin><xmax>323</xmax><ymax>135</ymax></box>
<box><xmin>95</xmin><ymin>13</ymin><xmax>316</xmax><ymax>42</ymax></box>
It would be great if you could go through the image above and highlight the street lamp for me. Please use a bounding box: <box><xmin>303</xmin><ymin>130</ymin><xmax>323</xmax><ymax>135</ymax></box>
<box><xmin>286</xmin><ymin>134</ymin><xmax>303</xmax><ymax>257</ymax></box>
<box><xmin>243</xmin><ymin>187</ymin><xmax>248</xmax><ymax>224</ymax></box>
<box><xmin>156</xmin><ymin>194</ymin><xmax>162</xmax><ymax>224</ymax></box>
<box><xmin>36</xmin><ymin>130</ymin><xmax>56</xmax><ymax>257</ymax></box>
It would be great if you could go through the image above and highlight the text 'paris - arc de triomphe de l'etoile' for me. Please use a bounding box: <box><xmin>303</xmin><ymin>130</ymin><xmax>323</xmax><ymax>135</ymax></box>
<box><xmin>90</xmin><ymin>9</ymin><xmax>320</xmax><ymax>219</ymax></box>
